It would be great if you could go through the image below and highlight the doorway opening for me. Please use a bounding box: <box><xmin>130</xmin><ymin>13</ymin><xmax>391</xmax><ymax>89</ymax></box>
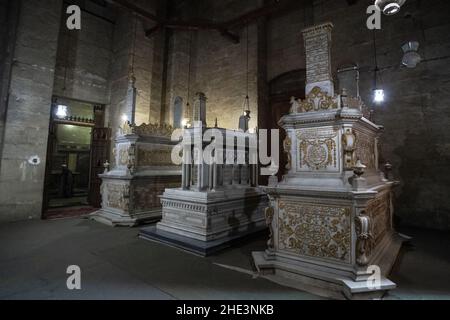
<box><xmin>43</xmin><ymin>97</ymin><xmax>110</xmax><ymax>220</ymax></box>
<box><xmin>265</xmin><ymin>69</ymin><xmax>306</xmax><ymax>184</ymax></box>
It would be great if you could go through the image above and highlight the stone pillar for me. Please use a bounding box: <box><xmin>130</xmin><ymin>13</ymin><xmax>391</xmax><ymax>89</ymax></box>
<box><xmin>182</xmin><ymin>144</ymin><xmax>192</xmax><ymax>190</ymax></box>
<box><xmin>0</xmin><ymin>0</ymin><xmax>63</xmax><ymax>222</ymax></box>
<box><xmin>302</xmin><ymin>22</ymin><xmax>334</xmax><ymax>96</ymax></box>
<box><xmin>125</xmin><ymin>75</ymin><xmax>137</xmax><ymax>124</ymax></box>
<box><xmin>193</xmin><ymin>92</ymin><xmax>207</xmax><ymax>127</ymax></box>
<box><xmin>212</xmin><ymin>162</ymin><xmax>218</xmax><ymax>191</ymax></box>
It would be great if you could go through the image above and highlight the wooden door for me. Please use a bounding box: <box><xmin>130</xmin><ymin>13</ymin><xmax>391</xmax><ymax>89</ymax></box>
<box><xmin>88</xmin><ymin>128</ymin><xmax>111</xmax><ymax>208</ymax></box>
<box><xmin>42</xmin><ymin>121</ymin><xmax>57</xmax><ymax>215</ymax></box>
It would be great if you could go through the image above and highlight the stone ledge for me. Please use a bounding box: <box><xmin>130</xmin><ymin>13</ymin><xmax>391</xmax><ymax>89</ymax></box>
<box><xmin>140</xmin><ymin>225</ymin><xmax>268</xmax><ymax>257</ymax></box>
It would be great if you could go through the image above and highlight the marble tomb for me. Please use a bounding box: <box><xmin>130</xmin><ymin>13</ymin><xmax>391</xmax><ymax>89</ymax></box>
<box><xmin>91</xmin><ymin>122</ymin><xmax>181</xmax><ymax>227</ymax></box>
<box><xmin>140</xmin><ymin>93</ymin><xmax>268</xmax><ymax>256</ymax></box>
<box><xmin>252</xmin><ymin>22</ymin><xmax>407</xmax><ymax>300</ymax></box>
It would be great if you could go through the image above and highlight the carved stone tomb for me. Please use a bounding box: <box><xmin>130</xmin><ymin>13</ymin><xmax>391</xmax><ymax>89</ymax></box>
<box><xmin>252</xmin><ymin>22</ymin><xmax>406</xmax><ymax>300</ymax></box>
<box><xmin>140</xmin><ymin>93</ymin><xmax>268</xmax><ymax>256</ymax></box>
<box><xmin>91</xmin><ymin>123</ymin><xmax>181</xmax><ymax>227</ymax></box>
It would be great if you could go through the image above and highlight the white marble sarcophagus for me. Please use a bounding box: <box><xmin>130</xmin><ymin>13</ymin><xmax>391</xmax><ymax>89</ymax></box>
<box><xmin>140</xmin><ymin>93</ymin><xmax>268</xmax><ymax>256</ymax></box>
<box><xmin>252</xmin><ymin>22</ymin><xmax>406</xmax><ymax>300</ymax></box>
<box><xmin>91</xmin><ymin>123</ymin><xmax>181</xmax><ymax>227</ymax></box>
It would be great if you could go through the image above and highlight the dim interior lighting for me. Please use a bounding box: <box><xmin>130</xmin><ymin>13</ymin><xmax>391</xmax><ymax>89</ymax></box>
<box><xmin>181</xmin><ymin>118</ymin><xmax>190</xmax><ymax>128</ymax></box>
<box><xmin>55</xmin><ymin>105</ymin><xmax>68</xmax><ymax>119</ymax></box>
<box><xmin>375</xmin><ymin>0</ymin><xmax>406</xmax><ymax>16</ymax></box>
<box><xmin>373</xmin><ymin>89</ymin><xmax>385</xmax><ymax>103</ymax></box>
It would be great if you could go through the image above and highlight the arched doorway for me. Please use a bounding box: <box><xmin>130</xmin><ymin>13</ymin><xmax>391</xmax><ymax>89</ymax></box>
<box><xmin>268</xmin><ymin>69</ymin><xmax>306</xmax><ymax>181</ymax></box>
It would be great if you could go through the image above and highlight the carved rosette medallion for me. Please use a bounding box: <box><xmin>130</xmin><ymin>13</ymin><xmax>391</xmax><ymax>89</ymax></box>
<box><xmin>354</xmin><ymin>191</ymin><xmax>391</xmax><ymax>266</ymax></box>
<box><xmin>278</xmin><ymin>201</ymin><xmax>351</xmax><ymax>262</ymax></box>
<box><xmin>132</xmin><ymin>123</ymin><xmax>174</xmax><ymax>137</ymax></box>
<box><xmin>297</xmin><ymin>128</ymin><xmax>339</xmax><ymax>172</ymax></box>
<box><xmin>133</xmin><ymin>182</ymin><xmax>179</xmax><ymax>211</ymax></box>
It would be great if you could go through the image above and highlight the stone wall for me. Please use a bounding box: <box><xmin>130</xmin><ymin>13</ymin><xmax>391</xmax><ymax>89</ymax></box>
<box><xmin>0</xmin><ymin>0</ymin><xmax>8</xmax><ymax>102</ymax></box>
<box><xmin>109</xmin><ymin>0</ymin><xmax>165</xmax><ymax>138</ymax></box>
<box><xmin>164</xmin><ymin>0</ymin><xmax>262</xmax><ymax>130</ymax></box>
<box><xmin>0</xmin><ymin>0</ymin><xmax>62</xmax><ymax>222</ymax></box>
<box><xmin>0</xmin><ymin>0</ymin><xmax>14</xmax><ymax>153</ymax></box>
<box><xmin>52</xmin><ymin>1</ymin><xmax>115</xmax><ymax>105</ymax></box>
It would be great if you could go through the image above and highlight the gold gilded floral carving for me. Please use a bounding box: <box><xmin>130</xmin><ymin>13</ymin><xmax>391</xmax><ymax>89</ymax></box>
<box><xmin>299</xmin><ymin>139</ymin><xmax>336</xmax><ymax>170</ymax></box>
<box><xmin>296</xmin><ymin>129</ymin><xmax>338</xmax><ymax>171</ymax></box>
<box><xmin>355</xmin><ymin>132</ymin><xmax>376</xmax><ymax>170</ymax></box>
<box><xmin>355</xmin><ymin>211</ymin><xmax>372</xmax><ymax>266</ymax></box>
<box><xmin>298</xmin><ymin>86</ymin><xmax>338</xmax><ymax>112</ymax></box>
<box><xmin>265</xmin><ymin>206</ymin><xmax>275</xmax><ymax>249</ymax></box>
<box><xmin>365</xmin><ymin>191</ymin><xmax>391</xmax><ymax>246</ymax></box>
<box><xmin>283</xmin><ymin>136</ymin><xmax>292</xmax><ymax>170</ymax></box>
<box><xmin>104</xmin><ymin>183</ymin><xmax>130</xmax><ymax>212</ymax></box>
<box><xmin>121</xmin><ymin>122</ymin><xmax>174</xmax><ymax>137</ymax></box>
<box><xmin>278</xmin><ymin>201</ymin><xmax>351</xmax><ymax>262</ymax></box>
<box><xmin>137</xmin><ymin>149</ymin><xmax>173</xmax><ymax>167</ymax></box>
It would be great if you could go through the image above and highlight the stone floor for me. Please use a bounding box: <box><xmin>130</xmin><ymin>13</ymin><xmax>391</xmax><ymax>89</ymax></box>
<box><xmin>0</xmin><ymin>217</ymin><xmax>449</xmax><ymax>300</ymax></box>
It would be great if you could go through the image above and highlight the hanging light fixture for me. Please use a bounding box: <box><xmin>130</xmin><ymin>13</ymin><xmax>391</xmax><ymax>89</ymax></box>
<box><xmin>183</xmin><ymin>31</ymin><xmax>194</xmax><ymax>129</ymax></box>
<box><xmin>372</xmin><ymin>31</ymin><xmax>384</xmax><ymax>104</ymax></box>
<box><xmin>237</xmin><ymin>22</ymin><xmax>252</xmax><ymax>132</ymax></box>
<box><xmin>243</xmin><ymin>22</ymin><xmax>251</xmax><ymax>115</ymax></box>
<box><xmin>374</xmin><ymin>0</ymin><xmax>406</xmax><ymax>16</ymax></box>
<box><xmin>124</xmin><ymin>13</ymin><xmax>138</xmax><ymax>126</ymax></box>
<box><xmin>373</xmin><ymin>89</ymin><xmax>385</xmax><ymax>103</ymax></box>
<box><xmin>56</xmin><ymin>104</ymin><xmax>68</xmax><ymax>119</ymax></box>
<box><xmin>402</xmin><ymin>41</ymin><xmax>421</xmax><ymax>68</ymax></box>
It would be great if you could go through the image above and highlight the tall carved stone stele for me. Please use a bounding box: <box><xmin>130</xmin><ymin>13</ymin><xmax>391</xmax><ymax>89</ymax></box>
<box><xmin>91</xmin><ymin>122</ymin><xmax>181</xmax><ymax>227</ymax></box>
<box><xmin>252</xmin><ymin>22</ymin><xmax>407</xmax><ymax>300</ymax></box>
<box><xmin>140</xmin><ymin>93</ymin><xmax>268</xmax><ymax>256</ymax></box>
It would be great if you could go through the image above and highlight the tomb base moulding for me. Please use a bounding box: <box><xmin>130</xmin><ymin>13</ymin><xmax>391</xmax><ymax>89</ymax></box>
<box><xmin>141</xmin><ymin>186</ymin><xmax>268</xmax><ymax>256</ymax></box>
<box><xmin>91</xmin><ymin>123</ymin><xmax>181</xmax><ymax>227</ymax></box>
<box><xmin>252</xmin><ymin>22</ymin><xmax>407</xmax><ymax>300</ymax></box>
